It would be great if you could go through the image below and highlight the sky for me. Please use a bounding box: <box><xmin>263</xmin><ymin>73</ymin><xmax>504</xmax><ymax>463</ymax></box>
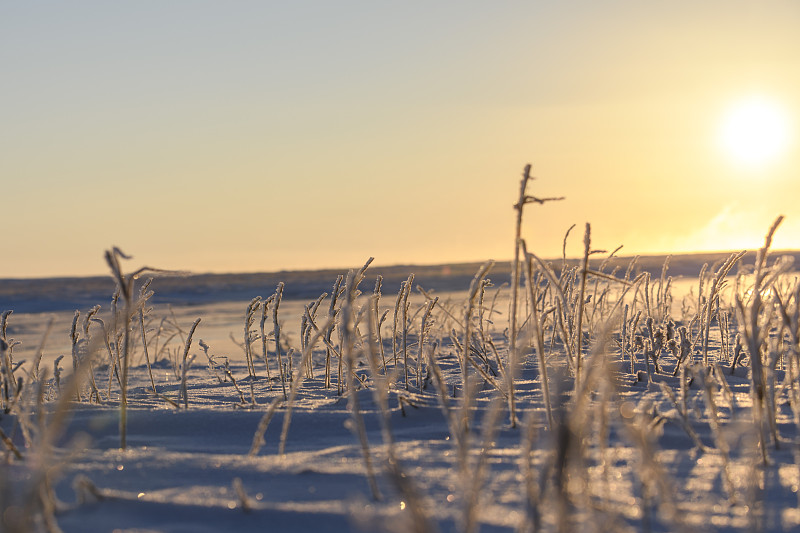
<box><xmin>2</xmin><ymin>1</ymin><xmax>799</xmax><ymax>278</ymax></box>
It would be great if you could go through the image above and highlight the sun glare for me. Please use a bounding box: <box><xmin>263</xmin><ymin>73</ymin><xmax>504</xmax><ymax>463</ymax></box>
<box><xmin>718</xmin><ymin>96</ymin><xmax>791</xmax><ymax>168</ymax></box>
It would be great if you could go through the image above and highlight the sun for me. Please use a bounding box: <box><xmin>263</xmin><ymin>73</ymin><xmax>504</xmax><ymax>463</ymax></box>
<box><xmin>718</xmin><ymin>96</ymin><xmax>791</xmax><ymax>168</ymax></box>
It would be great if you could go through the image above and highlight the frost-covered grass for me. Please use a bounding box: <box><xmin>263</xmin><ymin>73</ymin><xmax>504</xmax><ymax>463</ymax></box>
<box><xmin>2</xmin><ymin>167</ymin><xmax>800</xmax><ymax>532</ymax></box>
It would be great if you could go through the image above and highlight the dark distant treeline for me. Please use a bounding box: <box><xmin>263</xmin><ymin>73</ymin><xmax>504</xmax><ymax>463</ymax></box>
<box><xmin>2</xmin><ymin>250</ymin><xmax>797</xmax><ymax>313</ymax></box>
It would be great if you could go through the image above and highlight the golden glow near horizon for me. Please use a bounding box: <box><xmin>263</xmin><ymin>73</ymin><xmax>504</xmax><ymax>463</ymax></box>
<box><xmin>719</xmin><ymin>96</ymin><xmax>792</xmax><ymax>168</ymax></box>
<box><xmin>1</xmin><ymin>2</ymin><xmax>799</xmax><ymax>278</ymax></box>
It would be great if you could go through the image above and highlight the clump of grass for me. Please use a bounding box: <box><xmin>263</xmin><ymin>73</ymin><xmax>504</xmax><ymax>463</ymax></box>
<box><xmin>735</xmin><ymin>216</ymin><xmax>786</xmax><ymax>462</ymax></box>
<box><xmin>104</xmin><ymin>247</ymin><xmax>176</xmax><ymax>449</ymax></box>
<box><xmin>340</xmin><ymin>268</ymin><xmax>382</xmax><ymax>501</ymax></box>
<box><xmin>277</xmin><ymin>317</ymin><xmax>332</xmax><ymax>456</ymax></box>
<box><xmin>700</xmin><ymin>251</ymin><xmax>746</xmax><ymax>367</ymax></box>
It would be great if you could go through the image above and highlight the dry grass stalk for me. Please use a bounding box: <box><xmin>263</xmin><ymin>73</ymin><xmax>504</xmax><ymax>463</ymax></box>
<box><xmin>401</xmin><ymin>274</ymin><xmax>415</xmax><ymax>390</ymax></box>
<box><xmin>273</xmin><ymin>283</ymin><xmax>287</xmax><ymax>400</ymax></box>
<box><xmin>277</xmin><ymin>317</ymin><xmax>332</xmax><ymax>456</ymax></box>
<box><xmin>510</xmin><ymin>164</ymin><xmax>564</xmax><ymax>428</ymax></box>
<box><xmin>325</xmin><ymin>275</ymin><xmax>343</xmax><ymax>389</ymax></box>
<box><xmin>178</xmin><ymin>318</ymin><xmax>201</xmax><ymax>410</ymax></box>
<box><xmin>417</xmin><ymin>297</ymin><xmax>438</xmax><ymax>391</ymax></box>
<box><xmin>243</xmin><ymin>296</ymin><xmax>262</xmax><ymax>381</ymax></box>
<box><xmin>574</xmin><ymin>224</ymin><xmax>592</xmax><ymax>389</ymax></box>
<box><xmin>521</xmin><ymin>241</ymin><xmax>553</xmax><ymax>429</ymax></box>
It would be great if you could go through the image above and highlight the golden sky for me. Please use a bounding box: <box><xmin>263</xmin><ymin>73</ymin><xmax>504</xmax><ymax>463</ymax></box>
<box><xmin>2</xmin><ymin>1</ymin><xmax>798</xmax><ymax>277</ymax></box>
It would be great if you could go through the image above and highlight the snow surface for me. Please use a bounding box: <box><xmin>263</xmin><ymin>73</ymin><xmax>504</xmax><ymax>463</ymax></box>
<box><xmin>3</xmin><ymin>260</ymin><xmax>800</xmax><ymax>532</ymax></box>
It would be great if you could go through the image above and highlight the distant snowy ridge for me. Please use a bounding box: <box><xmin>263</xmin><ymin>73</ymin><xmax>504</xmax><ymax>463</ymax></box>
<box><xmin>2</xmin><ymin>251</ymin><xmax>797</xmax><ymax>313</ymax></box>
